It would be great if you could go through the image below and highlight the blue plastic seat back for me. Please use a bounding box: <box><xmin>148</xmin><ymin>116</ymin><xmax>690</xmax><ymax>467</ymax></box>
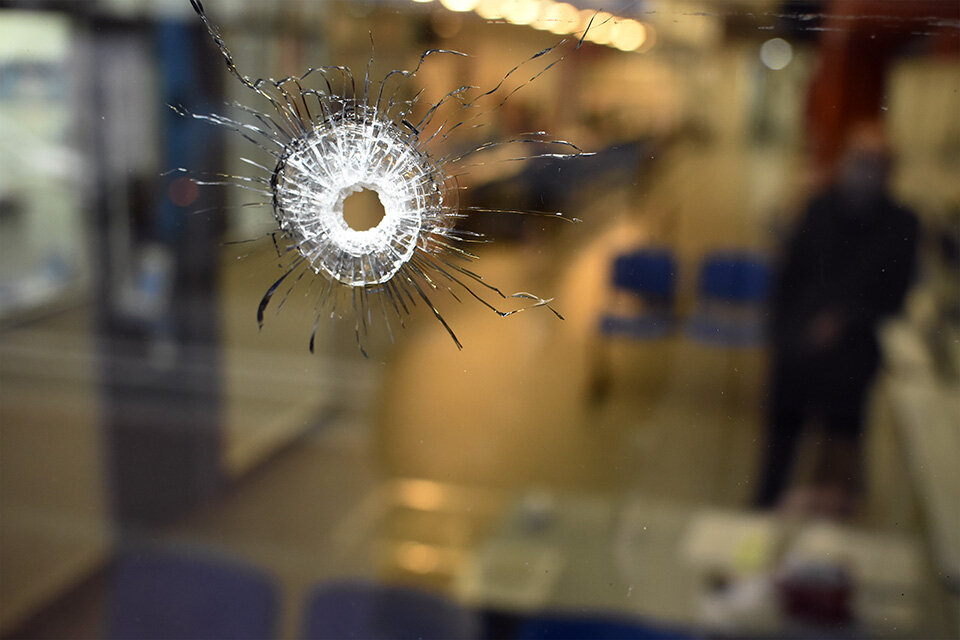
<box><xmin>516</xmin><ymin>614</ymin><xmax>699</xmax><ymax>640</ymax></box>
<box><xmin>109</xmin><ymin>549</ymin><xmax>277</xmax><ymax>640</ymax></box>
<box><xmin>698</xmin><ymin>252</ymin><xmax>770</xmax><ymax>304</ymax></box>
<box><xmin>302</xmin><ymin>580</ymin><xmax>480</xmax><ymax>640</ymax></box>
<box><xmin>611</xmin><ymin>249</ymin><xmax>676</xmax><ymax>302</ymax></box>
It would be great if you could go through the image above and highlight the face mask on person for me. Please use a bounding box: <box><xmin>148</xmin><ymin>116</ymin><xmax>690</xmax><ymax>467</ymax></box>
<box><xmin>837</xmin><ymin>152</ymin><xmax>891</xmax><ymax>210</ymax></box>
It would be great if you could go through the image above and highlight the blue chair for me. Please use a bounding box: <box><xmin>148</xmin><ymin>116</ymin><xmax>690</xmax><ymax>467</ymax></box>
<box><xmin>108</xmin><ymin>548</ymin><xmax>277</xmax><ymax>640</ymax></box>
<box><xmin>302</xmin><ymin>580</ymin><xmax>480</xmax><ymax>640</ymax></box>
<box><xmin>600</xmin><ymin>249</ymin><xmax>677</xmax><ymax>339</ymax></box>
<box><xmin>516</xmin><ymin>614</ymin><xmax>699</xmax><ymax>639</ymax></box>
<box><xmin>686</xmin><ymin>251</ymin><xmax>771</xmax><ymax>346</ymax></box>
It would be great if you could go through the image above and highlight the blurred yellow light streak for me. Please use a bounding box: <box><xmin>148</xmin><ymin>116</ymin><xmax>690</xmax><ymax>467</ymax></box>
<box><xmin>583</xmin><ymin>10</ymin><xmax>613</xmax><ymax>45</ymax></box>
<box><xmin>502</xmin><ymin>0</ymin><xmax>543</xmax><ymax>26</ymax></box>
<box><xmin>547</xmin><ymin>3</ymin><xmax>580</xmax><ymax>35</ymax></box>
<box><xmin>637</xmin><ymin>22</ymin><xmax>657</xmax><ymax>52</ymax></box>
<box><xmin>531</xmin><ymin>1</ymin><xmax>556</xmax><ymax>31</ymax></box>
<box><xmin>440</xmin><ymin>0</ymin><xmax>480</xmax><ymax>11</ymax></box>
<box><xmin>417</xmin><ymin>0</ymin><xmax>652</xmax><ymax>52</ymax></box>
<box><xmin>476</xmin><ymin>0</ymin><xmax>505</xmax><ymax>19</ymax></box>
<box><xmin>611</xmin><ymin>19</ymin><xmax>646</xmax><ymax>51</ymax></box>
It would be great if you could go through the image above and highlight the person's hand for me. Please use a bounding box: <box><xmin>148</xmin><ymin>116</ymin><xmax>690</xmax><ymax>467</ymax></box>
<box><xmin>806</xmin><ymin>310</ymin><xmax>844</xmax><ymax>351</ymax></box>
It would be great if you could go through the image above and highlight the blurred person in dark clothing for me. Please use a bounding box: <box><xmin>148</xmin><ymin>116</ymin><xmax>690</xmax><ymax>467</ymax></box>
<box><xmin>755</xmin><ymin>123</ymin><xmax>919</xmax><ymax>515</ymax></box>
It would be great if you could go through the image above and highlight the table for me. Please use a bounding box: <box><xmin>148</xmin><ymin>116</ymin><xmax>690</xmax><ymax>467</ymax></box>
<box><xmin>456</xmin><ymin>491</ymin><xmax>928</xmax><ymax>636</ymax></box>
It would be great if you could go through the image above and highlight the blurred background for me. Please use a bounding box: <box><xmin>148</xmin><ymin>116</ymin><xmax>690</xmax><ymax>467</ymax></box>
<box><xmin>1</xmin><ymin>0</ymin><xmax>958</xmax><ymax>638</ymax></box>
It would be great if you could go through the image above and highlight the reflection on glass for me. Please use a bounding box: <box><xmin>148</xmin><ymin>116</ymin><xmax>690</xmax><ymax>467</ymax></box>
<box><xmin>0</xmin><ymin>1</ymin><xmax>957</xmax><ymax>639</ymax></box>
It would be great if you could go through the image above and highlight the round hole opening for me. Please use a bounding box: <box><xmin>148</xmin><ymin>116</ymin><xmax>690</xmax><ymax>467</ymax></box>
<box><xmin>342</xmin><ymin>188</ymin><xmax>386</xmax><ymax>231</ymax></box>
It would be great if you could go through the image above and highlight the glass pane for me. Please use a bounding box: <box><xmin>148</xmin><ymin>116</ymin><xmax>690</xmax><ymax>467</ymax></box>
<box><xmin>1</xmin><ymin>1</ymin><xmax>957</xmax><ymax>638</ymax></box>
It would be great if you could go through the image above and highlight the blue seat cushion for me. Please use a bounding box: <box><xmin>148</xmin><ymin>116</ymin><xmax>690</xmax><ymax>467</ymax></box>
<box><xmin>109</xmin><ymin>548</ymin><xmax>277</xmax><ymax>640</ymax></box>
<box><xmin>302</xmin><ymin>580</ymin><xmax>479</xmax><ymax>640</ymax></box>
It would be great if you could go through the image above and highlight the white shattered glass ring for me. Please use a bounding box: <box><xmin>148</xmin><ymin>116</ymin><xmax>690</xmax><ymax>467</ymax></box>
<box><xmin>272</xmin><ymin>110</ymin><xmax>441</xmax><ymax>286</ymax></box>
